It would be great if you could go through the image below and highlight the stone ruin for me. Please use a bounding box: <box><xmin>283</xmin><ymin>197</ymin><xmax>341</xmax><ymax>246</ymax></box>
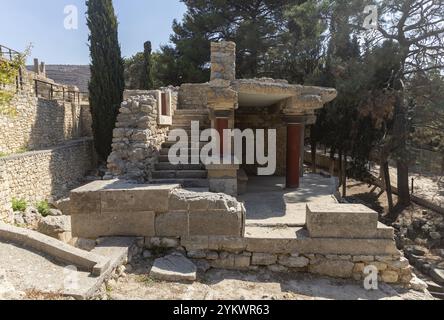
<box><xmin>68</xmin><ymin>41</ymin><xmax>416</xmax><ymax>286</ymax></box>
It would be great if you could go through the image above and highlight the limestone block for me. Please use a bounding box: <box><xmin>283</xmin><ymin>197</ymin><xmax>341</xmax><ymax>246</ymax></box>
<box><xmin>216</xmin><ymin>237</ymin><xmax>248</xmax><ymax>252</ymax></box>
<box><xmin>308</xmin><ymin>260</ymin><xmax>354</xmax><ymax>278</ymax></box>
<box><xmin>37</xmin><ymin>215</ymin><xmax>72</xmax><ymax>243</ymax></box>
<box><xmin>187</xmin><ymin>250</ymin><xmax>207</xmax><ymax>259</ymax></box>
<box><xmin>268</xmin><ymin>265</ymin><xmax>288</xmax><ymax>273</ymax></box>
<box><xmin>189</xmin><ymin>209</ymin><xmax>243</xmax><ymax>237</ymax></box>
<box><xmin>234</xmin><ymin>254</ymin><xmax>251</xmax><ymax>269</ymax></box>
<box><xmin>209</xmin><ymin>178</ymin><xmax>238</xmax><ymax>197</ymax></box>
<box><xmin>352</xmin><ymin>255</ymin><xmax>375</xmax><ymax>262</ymax></box>
<box><xmin>70</xmin><ymin>183</ymin><xmax>102</xmax><ymax>215</ymax></box>
<box><xmin>367</xmin><ymin>261</ymin><xmax>388</xmax><ymax>271</ymax></box>
<box><xmin>206</xmin><ymin>251</ymin><xmax>219</xmax><ymax>260</ymax></box>
<box><xmin>353</xmin><ymin>263</ymin><xmax>366</xmax><ymax>274</ymax></box>
<box><xmin>306</xmin><ymin>204</ymin><xmax>379</xmax><ymax>239</ymax></box>
<box><xmin>100</xmin><ymin>183</ymin><xmax>175</xmax><ymax>213</ymax></box>
<box><xmin>211</xmin><ymin>254</ymin><xmax>235</xmax><ymax>269</ymax></box>
<box><xmin>381</xmin><ymin>270</ymin><xmax>399</xmax><ymax>283</ymax></box>
<box><xmin>252</xmin><ymin>253</ymin><xmax>277</xmax><ymax>266</ymax></box>
<box><xmin>71</xmin><ymin>211</ymin><xmax>155</xmax><ymax>239</ymax></box>
<box><xmin>385</xmin><ymin>257</ymin><xmax>410</xmax><ymax>270</ymax></box>
<box><xmin>155</xmin><ymin>211</ymin><xmax>189</xmax><ymax>237</ymax></box>
<box><xmin>150</xmin><ymin>253</ymin><xmax>197</xmax><ymax>282</ymax></box>
<box><xmin>278</xmin><ymin>255</ymin><xmax>309</xmax><ymax>268</ymax></box>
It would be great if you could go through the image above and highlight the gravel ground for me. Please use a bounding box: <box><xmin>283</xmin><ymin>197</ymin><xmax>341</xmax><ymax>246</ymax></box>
<box><xmin>100</xmin><ymin>259</ymin><xmax>434</xmax><ymax>301</ymax></box>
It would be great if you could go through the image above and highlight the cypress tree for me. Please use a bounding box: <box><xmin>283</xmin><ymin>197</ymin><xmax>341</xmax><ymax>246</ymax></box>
<box><xmin>86</xmin><ymin>0</ymin><xmax>125</xmax><ymax>161</ymax></box>
<box><xmin>140</xmin><ymin>41</ymin><xmax>154</xmax><ymax>89</ymax></box>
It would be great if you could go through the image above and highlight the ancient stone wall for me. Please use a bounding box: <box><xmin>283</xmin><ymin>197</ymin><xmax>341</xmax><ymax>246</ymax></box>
<box><xmin>235</xmin><ymin>106</ymin><xmax>287</xmax><ymax>176</ymax></box>
<box><xmin>178</xmin><ymin>83</ymin><xmax>209</xmax><ymax>110</ymax></box>
<box><xmin>0</xmin><ymin>68</ymin><xmax>92</xmax><ymax>154</ymax></box>
<box><xmin>0</xmin><ymin>138</ymin><xmax>96</xmax><ymax>221</ymax></box>
<box><xmin>70</xmin><ymin>182</ymin><xmax>245</xmax><ymax>239</ymax></box>
<box><xmin>106</xmin><ymin>89</ymin><xmax>178</xmax><ymax>181</ymax></box>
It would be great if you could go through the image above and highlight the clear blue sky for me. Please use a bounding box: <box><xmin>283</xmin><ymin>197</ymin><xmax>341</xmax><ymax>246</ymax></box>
<box><xmin>0</xmin><ymin>0</ymin><xmax>187</xmax><ymax>64</ymax></box>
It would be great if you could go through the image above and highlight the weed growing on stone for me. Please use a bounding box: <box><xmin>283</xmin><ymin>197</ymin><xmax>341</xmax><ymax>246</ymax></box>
<box><xmin>36</xmin><ymin>200</ymin><xmax>50</xmax><ymax>217</ymax></box>
<box><xmin>11</xmin><ymin>198</ymin><xmax>27</xmax><ymax>212</ymax></box>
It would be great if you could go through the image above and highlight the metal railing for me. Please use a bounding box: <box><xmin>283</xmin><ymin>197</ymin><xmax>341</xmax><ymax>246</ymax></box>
<box><xmin>0</xmin><ymin>44</ymin><xmax>21</xmax><ymax>61</ymax></box>
<box><xmin>34</xmin><ymin>79</ymin><xmax>88</xmax><ymax>104</ymax></box>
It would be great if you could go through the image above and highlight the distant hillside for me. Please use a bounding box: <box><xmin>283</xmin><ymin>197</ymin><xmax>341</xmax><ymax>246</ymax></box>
<box><xmin>27</xmin><ymin>65</ymin><xmax>91</xmax><ymax>92</ymax></box>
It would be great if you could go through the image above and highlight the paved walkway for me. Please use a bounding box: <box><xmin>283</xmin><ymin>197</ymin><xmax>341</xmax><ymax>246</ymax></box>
<box><xmin>0</xmin><ymin>237</ymin><xmax>133</xmax><ymax>299</ymax></box>
<box><xmin>239</xmin><ymin>175</ymin><xmax>339</xmax><ymax>227</ymax></box>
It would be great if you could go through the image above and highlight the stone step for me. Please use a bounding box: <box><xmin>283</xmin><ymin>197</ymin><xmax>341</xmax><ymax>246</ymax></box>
<box><xmin>158</xmin><ymin>154</ymin><xmax>211</xmax><ymax>163</ymax></box>
<box><xmin>170</xmin><ymin>126</ymin><xmax>210</xmax><ymax>132</ymax></box>
<box><xmin>162</xmin><ymin>141</ymin><xmax>208</xmax><ymax>148</ymax></box>
<box><xmin>155</xmin><ymin>163</ymin><xmax>205</xmax><ymax>171</ymax></box>
<box><xmin>152</xmin><ymin>170</ymin><xmax>208</xmax><ymax>179</ymax></box>
<box><xmin>150</xmin><ymin>179</ymin><xmax>209</xmax><ymax>188</ymax></box>
<box><xmin>173</xmin><ymin>114</ymin><xmax>209</xmax><ymax>121</ymax></box>
<box><xmin>160</xmin><ymin>148</ymin><xmax>204</xmax><ymax>156</ymax></box>
<box><xmin>172</xmin><ymin>114</ymin><xmax>210</xmax><ymax>121</ymax></box>
<box><xmin>174</xmin><ymin>109</ymin><xmax>209</xmax><ymax>116</ymax></box>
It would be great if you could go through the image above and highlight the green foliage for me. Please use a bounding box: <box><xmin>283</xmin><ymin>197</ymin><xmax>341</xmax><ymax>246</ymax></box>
<box><xmin>87</xmin><ymin>0</ymin><xmax>125</xmax><ymax>161</ymax></box>
<box><xmin>124</xmin><ymin>52</ymin><xmax>144</xmax><ymax>89</ymax></box>
<box><xmin>36</xmin><ymin>200</ymin><xmax>50</xmax><ymax>217</ymax></box>
<box><xmin>154</xmin><ymin>0</ymin><xmax>296</xmax><ymax>84</ymax></box>
<box><xmin>124</xmin><ymin>41</ymin><xmax>155</xmax><ymax>90</ymax></box>
<box><xmin>0</xmin><ymin>45</ymin><xmax>31</xmax><ymax>116</ymax></box>
<box><xmin>12</xmin><ymin>198</ymin><xmax>27</xmax><ymax>212</ymax></box>
<box><xmin>140</xmin><ymin>41</ymin><xmax>154</xmax><ymax>90</ymax></box>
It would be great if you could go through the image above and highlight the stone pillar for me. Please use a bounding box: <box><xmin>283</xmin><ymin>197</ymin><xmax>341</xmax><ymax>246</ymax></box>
<box><xmin>211</xmin><ymin>41</ymin><xmax>236</xmax><ymax>82</ymax></box>
<box><xmin>287</xmin><ymin>124</ymin><xmax>303</xmax><ymax>188</ymax></box>
<box><xmin>284</xmin><ymin>116</ymin><xmax>305</xmax><ymax>189</ymax></box>
<box><xmin>215</xmin><ymin>117</ymin><xmax>229</xmax><ymax>156</ymax></box>
<box><xmin>300</xmin><ymin>122</ymin><xmax>306</xmax><ymax>177</ymax></box>
<box><xmin>33</xmin><ymin>58</ymin><xmax>40</xmax><ymax>74</ymax></box>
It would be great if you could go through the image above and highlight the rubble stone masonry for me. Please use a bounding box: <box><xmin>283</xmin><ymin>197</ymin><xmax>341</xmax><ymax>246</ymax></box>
<box><xmin>0</xmin><ymin>138</ymin><xmax>96</xmax><ymax>221</ymax></box>
<box><xmin>0</xmin><ymin>67</ymin><xmax>92</xmax><ymax>154</ymax></box>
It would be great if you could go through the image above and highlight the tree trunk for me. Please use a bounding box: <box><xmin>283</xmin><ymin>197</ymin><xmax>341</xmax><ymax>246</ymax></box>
<box><xmin>342</xmin><ymin>153</ymin><xmax>347</xmax><ymax>197</ymax></box>
<box><xmin>393</xmin><ymin>93</ymin><xmax>411</xmax><ymax>206</ymax></box>
<box><xmin>383</xmin><ymin>161</ymin><xmax>394</xmax><ymax>213</ymax></box>
<box><xmin>338</xmin><ymin>150</ymin><xmax>343</xmax><ymax>186</ymax></box>
<box><xmin>310</xmin><ymin>136</ymin><xmax>317</xmax><ymax>174</ymax></box>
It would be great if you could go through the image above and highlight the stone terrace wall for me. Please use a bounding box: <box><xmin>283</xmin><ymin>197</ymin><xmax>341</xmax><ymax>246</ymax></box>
<box><xmin>0</xmin><ymin>67</ymin><xmax>92</xmax><ymax>154</ymax></box>
<box><xmin>178</xmin><ymin>83</ymin><xmax>209</xmax><ymax>110</ymax></box>
<box><xmin>0</xmin><ymin>138</ymin><xmax>96</xmax><ymax>221</ymax></box>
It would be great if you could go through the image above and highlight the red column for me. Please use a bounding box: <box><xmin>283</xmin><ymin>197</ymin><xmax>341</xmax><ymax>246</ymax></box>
<box><xmin>287</xmin><ymin>123</ymin><xmax>303</xmax><ymax>188</ymax></box>
<box><xmin>216</xmin><ymin>118</ymin><xmax>229</xmax><ymax>156</ymax></box>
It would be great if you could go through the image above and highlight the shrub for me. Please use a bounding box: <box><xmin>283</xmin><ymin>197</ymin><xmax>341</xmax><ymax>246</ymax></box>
<box><xmin>11</xmin><ymin>198</ymin><xmax>27</xmax><ymax>212</ymax></box>
<box><xmin>36</xmin><ymin>200</ymin><xmax>50</xmax><ymax>217</ymax></box>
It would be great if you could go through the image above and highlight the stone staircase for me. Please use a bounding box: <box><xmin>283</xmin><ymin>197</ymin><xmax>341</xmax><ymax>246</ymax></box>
<box><xmin>151</xmin><ymin>110</ymin><xmax>210</xmax><ymax>188</ymax></box>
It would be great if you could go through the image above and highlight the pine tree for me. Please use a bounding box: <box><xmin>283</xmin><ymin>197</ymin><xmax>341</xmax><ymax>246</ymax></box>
<box><xmin>86</xmin><ymin>0</ymin><xmax>125</xmax><ymax>161</ymax></box>
<box><xmin>140</xmin><ymin>41</ymin><xmax>154</xmax><ymax>90</ymax></box>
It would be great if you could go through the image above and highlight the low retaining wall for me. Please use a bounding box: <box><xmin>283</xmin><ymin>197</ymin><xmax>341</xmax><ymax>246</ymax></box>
<box><xmin>135</xmin><ymin>234</ymin><xmax>412</xmax><ymax>285</ymax></box>
<box><xmin>0</xmin><ymin>138</ymin><xmax>96</xmax><ymax>220</ymax></box>
<box><xmin>69</xmin><ymin>180</ymin><xmax>245</xmax><ymax>239</ymax></box>
<box><xmin>69</xmin><ymin>179</ymin><xmax>413</xmax><ymax>285</ymax></box>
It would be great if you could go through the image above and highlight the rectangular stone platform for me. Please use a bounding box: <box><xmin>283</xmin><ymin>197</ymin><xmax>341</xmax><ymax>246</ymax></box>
<box><xmin>307</xmin><ymin>203</ymin><xmax>381</xmax><ymax>239</ymax></box>
<box><xmin>70</xmin><ymin>180</ymin><xmax>245</xmax><ymax>239</ymax></box>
